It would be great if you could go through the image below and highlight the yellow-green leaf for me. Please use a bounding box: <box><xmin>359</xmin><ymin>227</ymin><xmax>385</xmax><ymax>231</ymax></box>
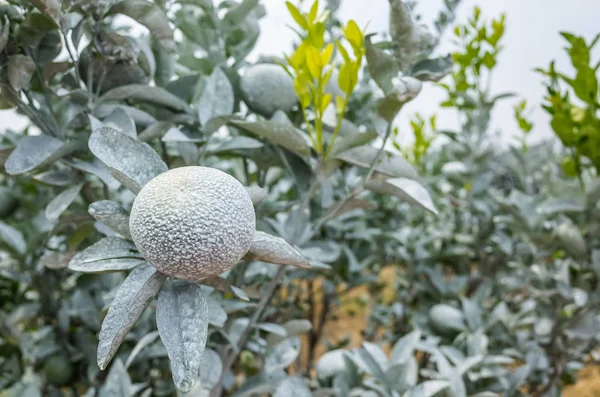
<box><xmin>335</xmin><ymin>96</ymin><xmax>345</xmax><ymax>115</ymax></box>
<box><xmin>344</xmin><ymin>20</ymin><xmax>363</xmax><ymax>54</ymax></box>
<box><xmin>321</xmin><ymin>43</ymin><xmax>334</xmax><ymax>65</ymax></box>
<box><xmin>336</xmin><ymin>40</ymin><xmax>350</xmax><ymax>62</ymax></box>
<box><xmin>286</xmin><ymin>2</ymin><xmax>308</xmax><ymax>30</ymax></box>
<box><xmin>308</xmin><ymin>0</ymin><xmax>319</xmax><ymax>24</ymax></box>
<box><xmin>321</xmin><ymin>93</ymin><xmax>332</xmax><ymax>114</ymax></box>
<box><xmin>306</xmin><ymin>46</ymin><xmax>321</xmax><ymax>78</ymax></box>
<box><xmin>338</xmin><ymin>62</ymin><xmax>352</xmax><ymax>94</ymax></box>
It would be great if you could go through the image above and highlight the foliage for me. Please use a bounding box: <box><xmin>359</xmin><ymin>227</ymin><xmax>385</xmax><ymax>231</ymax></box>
<box><xmin>0</xmin><ymin>1</ymin><xmax>598</xmax><ymax>397</ymax></box>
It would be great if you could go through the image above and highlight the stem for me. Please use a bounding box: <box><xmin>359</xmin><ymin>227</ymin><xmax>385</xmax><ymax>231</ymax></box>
<box><xmin>61</xmin><ymin>29</ymin><xmax>83</xmax><ymax>88</ymax></box>
<box><xmin>323</xmin><ymin>98</ymin><xmax>348</xmax><ymax>159</ymax></box>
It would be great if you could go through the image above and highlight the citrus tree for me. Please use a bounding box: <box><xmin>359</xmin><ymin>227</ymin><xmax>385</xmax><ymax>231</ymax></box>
<box><xmin>0</xmin><ymin>1</ymin><xmax>599</xmax><ymax>397</ymax></box>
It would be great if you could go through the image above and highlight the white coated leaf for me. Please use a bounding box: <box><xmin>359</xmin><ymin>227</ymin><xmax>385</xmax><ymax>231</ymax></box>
<box><xmin>366</xmin><ymin>177</ymin><xmax>437</xmax><ymax>214</ymax></box>
<box><xmin>246</xmin><ymin>231</ymin><xmax>310</xmax><ymax>268</ymax></box>
<box><xmin>32</xmin><ymin>170</ymin><xmax>74</xmax><ymax>186</ymax></box>
<box><xmin>100</xmin><ymin>85</ymin><xmax>191</xmax><ymax>113</ymax></box>
<box><xmin>157</xmin><ymin>280</ymin><xmax>209</xmax><ymax>393</ymax></box>
<box><xmin>267</xmin><ymin>319</ymin><xmax>312</xmax><ymax>346</ymax></box>
<box><xmin>211</xmin><ymin>136</ymin><xmax>264</xmax><ymax>154</ymax></box>
<box><xmin>230</xmin><ymin>120</ymin><xmax>311</xmax><ymax>158</ymax></box>
<box><xmin>391</xmin><ymin>330</ymin><xmax>421</xmax><ymax>364</ymax></box>
<box><xmin>199</xmin><ymin>348</ymin><xmax>222</xmax><ymax>390</ymax></box>
<box><xmin>89</xmin><ymin>200</ymin><xmax>131</xmax><ymax>239</ymax></box>
<box><xmin>199</xmin><ymin>276</ymin><xmax>249</xmax><ymax>301</ymax></box>
<box><xmin>68</xmin><ymin>237</ymin><xmax>145</xmax><ymax>273</ymax></box>
<box><xmin>264</xmin><ymin>336</ymin><xmax>301</xmax><ymax>372</ymax></box>
<box><xmin>6</xmin><ymin>136</ymin><xmax>70</xmax><ymax>175</ymax></box>
<box><xmin>198</xmin><ymin>67</ymin><xmax>234</xmax><ymax>126</ymax></box>
<box><xmin>273</xmin><ymin>377</ymin><xmax>311</xmax><ymax>397</ymax></box>
<box><xmin>403</xmin><ymin>380</ymin><xmax>449</xmax><ymax>397</ymax></box>
<box><xmin>65</xmin><ymin>158</ymin><xmax>121</xmax><ymax>190</ymax></box>
<box><xmin>125</xmin><ymin>330</ymin><xmax>159</xmax><ymax>368</ymax></box>
<box><xmin>98</xmin><ymin>359</ymin><xmax>132</xmax><ymax>397</ymax></box>
<box><xmin>0</xmin><ymin>221</ymin><xmax>26</xmax><ymax>255</ymax></box>
<box><xmin>207</xmin><ymin>296</ymin><xmax>227</xmax><ymax>327</ymax></box>
<box><xmin>245</xmin><ymin>185</ymin><xmax>268</xmax><ymax>205</ymax></box>
<box><xmin>45</xmin><ymin>183</ymin><xmax>83</xmax><ymax>221</ymax></box>
<box><xmin>89</xmin><ymin>127</ymin><xmax>168</xmax><ymax>194</ymax></box>
<box><xmin>104</xmin><ymin>107</ymin><xmax>137</xmax><ymax>138</ymax></box>
<box><xmin>335</xmin><ymin>146</ymin><xmax>418</xmax><ymax>180</ymax></box>
<box><xmin>98</xmin><ymin>264</ymin><xmax>166</xmax><ymax>370</ymax></box>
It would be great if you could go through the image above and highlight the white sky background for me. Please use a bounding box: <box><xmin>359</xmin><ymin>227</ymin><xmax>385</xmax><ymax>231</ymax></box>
<box><xmin>1</xmin><ymin>0</ymin><xmax>599</xmax><ymax>145</ymax></box>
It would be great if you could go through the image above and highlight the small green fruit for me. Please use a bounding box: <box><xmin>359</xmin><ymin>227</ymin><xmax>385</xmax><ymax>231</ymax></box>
<box><xmin>129</xmin><ymin>166</ymin><xmax>256</xmax><ymax>281</ymax></box>
<box><xmin>43</xmin><ymin>354</ymin><xmax>74</xmax><ymax>386</ymax></box>
<box><xmin>240</xmin><ymin>64</ymin><xmax>297</xmax><ymax>117</ymax></box>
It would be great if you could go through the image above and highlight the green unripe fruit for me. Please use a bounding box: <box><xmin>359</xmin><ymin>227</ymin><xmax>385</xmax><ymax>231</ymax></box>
<box><xmin>43</xmin><ymin>354</ymin><xmax>74</xmax><ymax>387</ymax></box>
<box><xmin>240</xmin><ymin>64</ymin><xmax>297</xmax><ymax>117</ymax></box>
<box><xmin>129</xmin><ymin>166</ymin><xmax>256</xmax><ymax>281</ymax></box>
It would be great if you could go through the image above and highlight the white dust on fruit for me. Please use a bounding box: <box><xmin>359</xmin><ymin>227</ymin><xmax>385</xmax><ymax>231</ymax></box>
<box><xmin>240</xmin><ymin>63</ymin><xmax>297</xmax><ymax>117</ymax></box>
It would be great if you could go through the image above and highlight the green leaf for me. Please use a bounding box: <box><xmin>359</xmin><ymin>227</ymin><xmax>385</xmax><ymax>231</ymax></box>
<box><xmin>6</xmin><ymin>136</ymin><xmax>81</xmax><ymax>175</ymax></box>
<box><xmin>33</xmin><ymin>170</ymin><xmax>74</xmax><ymax>186</ymax></box>
<box><xmin>198</xmin><ymin>68</ymin><xmax>235</xmax><ymax>126</ymax></box>
<box><xmin>223</xmin><ymin>0</ymin><xmax>259</xmax><ymax>26</ymax></box>
<box><xmin>100</xmin><ymin>85</ymin><xmax>192</xmax><ymax>113</ymax></box>
<box><xmin>97</xmin><ymin>264</ymin><xmax>166</xmax><ymax>369</ymax></box>
<box><xmin>210</xmin><ymin>136</ymin><xmax>264</xmax><ymax>154</ymax></box>
<box><xmin>45</xmin><ymin>183</ymin><xmax>83</xmax><ymax>221</ymax></box>
<box><xmin>68</xmin><ymin>237</ymin><xmax>145</xmax><ymax>273</ymax></box>
<box><xmin>157</xmin><ymin>280</ymin><xmax>209</xmax><ymax>393</ymax></box>
<box><xmin>64</xmin><ymin>158</ymin><xmax>121</xmax><ymax>190</ymax></box>
<box><xmin>199</xmin><ymin>349</ymin><xmax>223</xmax><ymax>390</ymax></box>
<box><xmin>88</xmin><ymin>127</ymin><xmax>168</xmax><ymax>194</ymax></box>
<box><xmin>0</xmin><ymin>16</ymin><xmax>10</xmax><ymax>54</ymax></box>
<box><xmin>390</xmin><ymin>330</ymin><xmax>421</xmax><ymax>364</ymax></box>
<box><xmin>111</xmin><ymin>0</ymin><xmax>175</xmax><ymax>52</ymax></box>
<box><xmin>89</xmin><ymin>200</ymin><xmax>132</xmax><ymax>239</ymax></box>
<box><xmin>286</xmin><ymin>2</ymin><xmax>308</xmax><ymax>30</ymax></box>
<box><xmin>410</xmin><ymin>55</ymin><xmax>453</xmax><ymax>82</ymax></box>
<box><xmin>31</xmin><ymin>0</ymin><xmax>61</xmax><ymax>25</ymax></box>
<box><xmin>245</xmin><ymin>184</ymin><xmax>268</xmax><ymax>205</ymax></box>
<box><xmin>404</xmin><ymin>381</ymin><xmax>450</xmax><ymax>397</ymax></box>
<box><xmin>335</xmin><ymin>146</ymin><xmax>418</xmax><ymax>179</ymax></box>
<box><xmin>245</xmin><ymin>231</ymin><xmax>311</xmax><ymax>268</ymax></box>
<box><xmin>229</xmin><ymin>120</ymin><xmax>311</xmax><ymax>158</ymax></box>
<box><xmin>365</xmin><ymin>37</ymin><xmax>399</xmax><ymax>93</ymax></box>
<box><xmin>365</xmin><ymin>177</ymin><xmax>437</xmax><ymax>214</ymax></box>
<box><xmin>7</xmin><ymin>55</ymin><xmax>36</xmax><ymax>91</ymax></box>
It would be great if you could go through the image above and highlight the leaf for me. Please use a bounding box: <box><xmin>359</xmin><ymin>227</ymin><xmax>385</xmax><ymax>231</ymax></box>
<box><xmin>31</xmin><ymin>0</ymin><xmax>61</xmax><ymax>25</ymax></box>
<box><xmin>389</xmin><ymin>0</ymin><xmax>414</xmax><ymax>53</ymax></box>
<box><xmin>198</xmin><ymin>67</ymin><xmax>235</xmax><ymax>126</ymax></box>
<box><xmin>264</xmin><ymin>337</ymin><xmax>301</xmax><ymax>372</ymax></box>
<box><xmin>45</xmin><ymin>183</ymin><xmax>83</xmax><ymax>221</ymax></box>
<box><xmin>410</xmin><ymin>55</ymin><xmax>453</xmax><ymax>82</ymax></box>
<box><xmin>329</xmin><ymin>131</ymin><xmax>378</xmax><ymax>157</ymax></box>
<box><xmin>211</xmin><ymin>136</ymin><xmax>264</xmax><ymax>154</ymax></box>
<box><xmin>387</xmin><ymin>356</ymin><xmax>418</xmax><ymax>393</ymax></box>
<box><xmin>273</xmin><ymin>377</ymin><xmax>311</xmax><ymax>397</ymax></box>
<box><xmin>207</xmin><ymin>296</ymin><xmax>227</xmax><ymax>327</ymax></box>
<box><xmin>33</xmin><ymin>169</ymin><xmax>74</xmax><ymax>186</ymax></box>
<box><xmin>391</xmin><ymin>330</ymin><xmax>421</xmax><ymax>364</ymax></box>
<box><xmin>0</xmin><ymin>16</ymin><xmax>10</xmax><ymax>54</ymax></box>
<box><xmin>157</xmin><ymin>280</ymin><xmax>209</xmax><ymax>393</ymax></box>
<box><xmin>97</xmin><ymin>264</ymin><xmax>166</xmax><ymax>370</ymax></box>
<box><xmin>365</xmin><ymin>36</ymin><xmax>399</xmax><ymax>93</ymax></box>
<box><xmin>0</xmin><ymin>221</ymin><xmax>26</xmax><ymax>255</ymax></box>
<box><xmin>95</xmin><ymin>104</ymin><xmax>157</xmax><ymax>127</ymax></box>
<box><xmin>335</xmin><ymin>146</ymin><xmax>418</xmax><ymax>179</ymax></box>
<box><xmin>64</xmin><ymin>158</ymin><xmax>120</xmax><ymax>190</ymax></box>
<box><xmin>267</xmin><ymin>319</ymin><xmax>312</xmax><ymax>346</ymax></box>
<box><xmin>6</xmin><ymin>136</ymin><xmax>79</xmax><ymax>175</ymax></box>
<box><xmin>89</xmin><ymin>200</ymin><xmax>132</xmax><ymax>239</ymax></box>
<box><xmin>98</xmin><ymin>359</ymin><xmax>132</xmax><ymax>397</ymax></box>
<box><xmin>7</xmin><ymin>55</ymin><xmax>36</xmax><ymax>91</ymax></box>
<box><xmin>537</xmin><ymin>198</ymin><xmax>585</xmax><ymax>214</ymax></box>
<box><xmin>376</xmin><ymin>77</ymin><xmax>422</xmax><ymax>122</ymax></box>
<box><xmin>223</xmin><ymin>0</ymin><xmax>260</xmax><ymax>26</ymax></box>
<box><xmin>111</xmin><ymin>0</ymin><xmax>175</xmax><ymax>52</ymax></box>
<box><xmin>245</xmin><ymin>185</ymin><xmax>268</xmax><ymax>205</ymax></box>
<box><xmin>365</xmin><ymin>178</ymin><xmax>437</xmax><ymax>214</ymax></box>
<box><xmin>257</xmin><ymin>323</ymin><xmax>287</xmax><ymax>336</ymax></box>
<box><xmin>89</xmin><ymin>127</ymin><xmax>168</xmax><ymax>194</ymax></box>
<box><xmin>199</xmin><ymin>349</ymin><xmax>223</xmax><ymax>390</ymax></box>
<box><xmin>104</xmin><ymin>107</ymin><xmax>137</xmax><ymax>138</ymax></box>
<box><xmin>161</xmin><ymin>128</ymin><xmax>204</xmax><ymax>143</ymax></box>
<box><xmin>229</xmin><ymin>120</ymin><xmax>311</xmax><ymax>158</ymax></box>
<box><xmin>286</xmin><ymin>2</ymin><xmax>308</xmax><ymax>29</ymax></box>
<box><xmin>355</xmin><ymin>344</ymin><xmax>386</xmax><ymax>379</ymax></box>
<box><xmin>68</xmin><ymin>237</ymin><xmax>145</xmax><ymax>273</ymax></box>
<box><xmin>125</xmin><ymin>330</ymin><xmax>159</xmax><ymax>368</ymax></box>
<box><xmin>199</xmin><ymin>276</ymin><xmax>249</xmax><ymax>301</ymax></box>
<box><xmin>245</xmin><ymin>231</ymin><xmax>310</xmax><ymax>268</ymax></box>
<box><xmin>100</xmin><ymin>85</ymin><xmax>192</xmax><ymax>113</ymax></box>
<box><xmin>403</xmin><ymin>380</ymin><xmax>449</xmax><ymax>397</ymax></box>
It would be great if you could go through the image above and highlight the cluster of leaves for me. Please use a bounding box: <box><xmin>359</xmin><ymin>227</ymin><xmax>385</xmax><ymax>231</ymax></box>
<box><xmin>537</xmin><ymin>32</ymin><xmax>600</xmax><ymax>176</ymax></box>
<box><xmin>0</xmin><ymin>1</ymin><xmax>598</xmax><ymax>397</ymax></box>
